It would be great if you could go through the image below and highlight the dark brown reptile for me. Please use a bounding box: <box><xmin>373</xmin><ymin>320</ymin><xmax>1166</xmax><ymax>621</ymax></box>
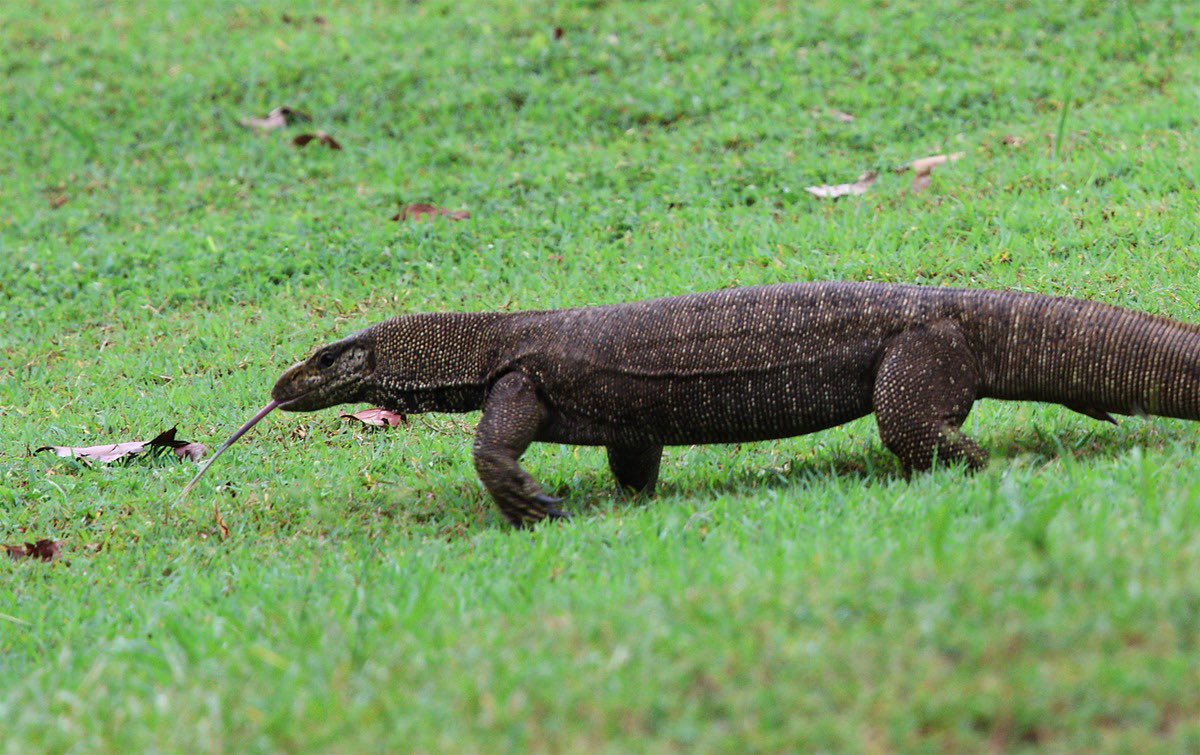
<box><xmin>269</xmin><ymin>282</ymin><xmax>1200</xmax><ymax>526</ymax></box>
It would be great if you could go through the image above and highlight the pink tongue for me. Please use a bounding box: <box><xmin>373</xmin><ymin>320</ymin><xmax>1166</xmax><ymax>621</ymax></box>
<box><xmin>181</xmin><ymin>399</ymin><xmax>281</xmax><ymax>497</ymax></box>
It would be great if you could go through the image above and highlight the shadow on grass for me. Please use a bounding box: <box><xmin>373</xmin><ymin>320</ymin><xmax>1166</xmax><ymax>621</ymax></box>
<box><xmin>326</xmin><ymin>418</ymin><xmax>1198</xmax><ymax>530</ymax></box>
<box><xmin>561</xmin><ymin>418</ymin><xmax>1198</xmax><ymax>518</ymax></box>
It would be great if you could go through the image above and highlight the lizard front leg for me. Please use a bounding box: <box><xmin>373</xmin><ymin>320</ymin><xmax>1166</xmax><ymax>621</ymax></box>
<box><xmin>607</xmin><ymin>444</ymin><xmax>663</xmax><ymax>495</ymax></box>
<box><xmin>473</xmin><ymin>371</ymin><xmax>569</xmax><ymax>527</ymax></box>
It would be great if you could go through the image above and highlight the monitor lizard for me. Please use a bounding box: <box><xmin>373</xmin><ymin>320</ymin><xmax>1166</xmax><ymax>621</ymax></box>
<box><xmin>264</xmin><ymin>282</ymin><xmax>1200</xmax><ymax>526</ymax></box>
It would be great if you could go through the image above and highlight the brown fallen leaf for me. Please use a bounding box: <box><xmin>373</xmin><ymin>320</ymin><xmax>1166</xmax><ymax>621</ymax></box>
<box><xmin>240</xmin><ymin>106</ymin><xmax>306</xmax><ymax>132</ymax></box>
<box><xmin>909</xmin><ymin>152</ymin><xmax>964</xmax><ymax>174</ymax></box>
<box><xmin>828</xmin><ymin>109</ymin><xmax>856</xmax><ymax>123</ymax></box>
<box><xmin>36</xmin><ymin>427</ymin><xmax>207</xmax><ymax>464</ymax></box>
<box><xmin>908</xmin><ymin>152</ymin><xmax>965</xmax><ymax>193</ymax></box>
<box><xmin>173</xmin><ymin>441</ymin><xmax>208</xmax><ymax>462</ymax></box>
<box><xmin>1002</xmin><ymin>135</ymin><xmax>1025</xmax><ymax>147</ymax></box>
<box><xmin>281</xmin><ymin>13</ymin><xmax>327</xmax><ymax>26</ymax></box>
<box><xmin>392</xmin><ymin>203</ymin><xmax>470</xmax><ymax>222</ymax></box>
<box><xmin>340</xmin><ymin>408</ymin><xmax>408</xmax><ymax>428</ymax></box>
<box><xmin>214</xmin><ymin>503</ymin><xmax>230</xmax><ymax>539</ymax></box>
<box><xmin>293</xmin><ymin>131</ymin><xmax>342</xmax><ymax>150</ymax></box>
<box><xmin>805</xmin><ymin>172</ymin><xmax>877</xmax><ymax>199</ymax></box>
<box><xmin>5</xmin><ymin>539</ymin><xmax>63</xmax><ymax>563</ymax></box>
<box><xmin>553</xmin><ymin>26</ymin><xmax>564</xmax><ymax>40</ymax></box>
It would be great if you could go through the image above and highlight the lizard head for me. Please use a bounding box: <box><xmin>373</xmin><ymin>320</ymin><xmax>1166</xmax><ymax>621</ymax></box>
<box><xmin>271</xmin><ymin>331</ymin><xmax>377</xmax><ymax>412</ymax></box>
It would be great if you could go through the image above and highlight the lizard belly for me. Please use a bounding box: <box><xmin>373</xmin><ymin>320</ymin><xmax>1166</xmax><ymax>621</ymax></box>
<box><xmin>538</xmin><ymin>366</ymin><xmax>876</xmax><ymax>446</ymax></box>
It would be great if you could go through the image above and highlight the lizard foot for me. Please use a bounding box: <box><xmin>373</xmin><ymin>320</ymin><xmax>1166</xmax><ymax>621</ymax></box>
<box><xmin>533</xmin><ymin>493</ymin><xmax>571</xmax><ymax>520</ymax></box>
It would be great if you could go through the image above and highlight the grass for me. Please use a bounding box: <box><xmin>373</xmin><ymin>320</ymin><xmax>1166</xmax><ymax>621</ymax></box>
<box><xmin>3</xmin><ymin>0</ymin><xmax>1200</xmax><ymax>749</ymax></box>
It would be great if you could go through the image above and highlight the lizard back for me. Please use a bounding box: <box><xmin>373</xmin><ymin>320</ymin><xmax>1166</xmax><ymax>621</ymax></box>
<box><xmin>496</xmin><ymin>282</ymin><xmax>1200</xmax><ymax>446</ymax></box>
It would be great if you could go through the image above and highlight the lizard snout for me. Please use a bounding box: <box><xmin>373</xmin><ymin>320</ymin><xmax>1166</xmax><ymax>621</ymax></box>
<box><xmin>271</xmin><ymin>361</ymin><xmax>314</xmax><ymax>409</ymax></box>
<box><xmin>270</xmin><ymin>335</ymin><xmax>375</xmax><ymax>412</ymax></box>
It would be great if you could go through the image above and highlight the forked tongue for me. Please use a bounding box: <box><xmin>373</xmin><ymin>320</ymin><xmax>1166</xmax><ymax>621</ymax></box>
<box><xmin>180</xmin><ymin>400</ymin><xmax>281</xmax><ymax>497</ymax></box>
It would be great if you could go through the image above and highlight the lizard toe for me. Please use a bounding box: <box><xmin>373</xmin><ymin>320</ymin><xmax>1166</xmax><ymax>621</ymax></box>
<box><xmin>533</xmin><ymin>493</ymin><xmax>570</xmax><ymax>519</ymax></box>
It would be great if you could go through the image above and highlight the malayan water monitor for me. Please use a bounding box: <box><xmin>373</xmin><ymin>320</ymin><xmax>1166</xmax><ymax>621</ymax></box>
<box><xmin>264</xmin><ymin>282</ymin><xmax>1200</xmax><ymax>526</ymax></box>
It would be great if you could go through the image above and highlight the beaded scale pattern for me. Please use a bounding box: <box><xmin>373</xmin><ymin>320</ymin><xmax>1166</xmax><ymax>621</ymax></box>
<box><xmin>272</xmin><ymin>282</ymin><xmax>1200</xmax><ymax>526</ymax></box>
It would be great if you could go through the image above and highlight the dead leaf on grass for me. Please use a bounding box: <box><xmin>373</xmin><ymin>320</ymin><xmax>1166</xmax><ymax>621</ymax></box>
<box><xmin>828</xmin><ymin>109</ymin><xmax>856</xmax><ymax>123</ymax></box>
<box><xmin>392</xmin><ymin>203</ymin><xmax>470</xmax><ymax>222</ymax></box>
<box><xmin>172</xmin><ymin>440</ymin><xmax>208</xmax><ymax>462</ymax></box>
<box><xmin>909</xmin><ymin>152</ymin><xmax>964</xmax><ymax>174</ymax></box>
<box><xmin>282</xmin><ymin>13</ymin><xmax>327</xmax><ymax>26</ymax></box>
<box><xmin>240</xmin><ymin>106</ymin><xmax>307</xmax><ymax>132</ymax></box>
<box><xmin>36</xmin><ymin>427</ymin><xmax>207</xmax><ymax>464</ymax></box>
<box><xmin>1002</xmin><ymin>135</ymin><xmax>1025</xmax><ymax>148</ymax></box>
<box><xmin>214</xmin><ymin>503</ymin><xmax>230</xmax><ymax>539</ymax></box>
<box><xmin>340</xmin><ymin>408</ymin><xmax>408</xmax><ymax>428</ymax></box>
<box><xmin>804</xmin><ymin>172</ymin><xmax>877</xmax><ymax>199</ymax></box>
<box><xmin>5</xmin><ymin>539</ymin><xmax>63</xmax><ymax>563</ymax></box>
<box><xmin>293</xmin><ymin>131</ymin><xmax>342</xmax><ymax>150</ymax></box>
<box><xmin>908</xmin><ymin>152</ymin><xmax>965</xmax><ymax>193</ymax></box>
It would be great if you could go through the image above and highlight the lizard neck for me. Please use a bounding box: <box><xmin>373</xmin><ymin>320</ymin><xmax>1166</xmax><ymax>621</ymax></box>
<box><xmin>362</xmin><ymin>311</ymin><xmax>512</xmax><ymax>414</ymax></box>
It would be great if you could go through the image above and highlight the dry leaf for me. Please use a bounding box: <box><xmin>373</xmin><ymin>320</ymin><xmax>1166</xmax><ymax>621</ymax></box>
<box><xmin>1002</xmin><ymin>135</ymin><xmax>1025</xmax><ymax>147</ymax></box>
<box><xmin>908</xmin><ymin>152</ymin><xmax>964</xmax><ymax>193</ymax></box>
<box><xmin>293</xmin><ymin>131</ymin><xmax>342</xmax><ymax>150</ymax></box>
<box><xmin>553</xmin><ymin>26</ymin><xmax>564</xmax><ymax>40</ymax></box>
<box><xmin>805</xmin><ymin>172</ymin><xmax>877</xmax><ymax>199</ymax></box>
<box><xmin>282</xmin><ymin>13</ymin><xmax>326</xmax><ymax>26</ymax></box>
<box><xmin>392</xmin><ymin>203</ymin><xmax>470</xmax><ymax>222</ymax></box>
<box><xmin>240</xmin><ymin>106</ymin><xmax>306</xmax><ymax>132</ymax></box>
<box><xmin>909</xmin><ymin>152</ymin><xmax>964</xmax><ymax>174</ymax></box>
<box><xmin>36</xmin><ymin>427</ymin><xmax>207</xmax><ymax>464</ymax></box>
<box><xmin>173</xmin><ymin>441</ymin><xmax>208</xmax><ymax>462</ymax></box>
<box><xmin>214</xmin><ymin>503</ymin><xmax>230</xmax><ymax>539</ymax></box>
<box><xmin>340</xmin><ymin>408</ymin><xmax>408</xmax><ymax>427</ymax></box>
<box><xmin>38</xmin><ymin>439</ymin><xmax>148</xmax><ymax>463</ymax></box>
<box><xmin>828</xmin><ymin>109</ymin><xmax>855</xmax><ymax>123</ymax></box>
<box><xmin>5</xmin><ymin>539</ymin><xmax>63</xmax><ymax>563</ymax></box>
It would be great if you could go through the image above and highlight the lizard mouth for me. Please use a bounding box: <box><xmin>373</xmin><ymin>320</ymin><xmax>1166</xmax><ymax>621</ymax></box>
<box><xmin>273</xmin><ymin>389</ymin><xmax>327</xmax><ymax>412</ymax></box>
<box><xmin>275</xmin><ymin>395</ymin><xmax>305</xmax><ymax>410</ymax></box>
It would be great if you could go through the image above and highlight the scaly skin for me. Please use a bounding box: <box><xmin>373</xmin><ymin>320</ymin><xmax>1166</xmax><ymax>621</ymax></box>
<box><xmin>271</xmin><ymin>282</ymin><xmax>1200</xmax><ymax>526</ymax></box>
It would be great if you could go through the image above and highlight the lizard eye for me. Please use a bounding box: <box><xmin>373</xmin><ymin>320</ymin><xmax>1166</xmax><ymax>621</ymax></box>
<box><xmin>317</xmin><ymin>351</ymin><xmax>337</xmax><ymax>369</ymax></box>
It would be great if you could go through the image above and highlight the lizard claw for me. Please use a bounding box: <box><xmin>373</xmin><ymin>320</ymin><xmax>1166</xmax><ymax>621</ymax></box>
<box><xmin>534</xmin><ymin>493</ymin><xmax>571</xmax><ymax>519</ymax></box>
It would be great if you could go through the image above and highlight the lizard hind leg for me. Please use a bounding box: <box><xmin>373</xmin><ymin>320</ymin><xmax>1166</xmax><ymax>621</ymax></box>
<box><xmin>873</xmin><ymin>321</ymin><xmax>988</xmax><ymax>472</ymax></box>
<box><xmin>607</xmin><ymin>444</ymin><xmax>663</xmax><ymax>495</ymax></box>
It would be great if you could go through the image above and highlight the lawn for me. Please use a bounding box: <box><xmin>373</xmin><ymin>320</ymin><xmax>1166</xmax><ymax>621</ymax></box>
<box><xmin>3</xmin><ymin>0</ymin><xmax>1200</xmax><ymax>749</ymax></box>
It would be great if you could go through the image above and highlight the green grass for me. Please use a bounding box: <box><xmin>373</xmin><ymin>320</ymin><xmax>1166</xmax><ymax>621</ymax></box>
<box><xmin>3</xmin><ymin>0</ymin><xmax>1200</xmax><ymax>749</ymax></box>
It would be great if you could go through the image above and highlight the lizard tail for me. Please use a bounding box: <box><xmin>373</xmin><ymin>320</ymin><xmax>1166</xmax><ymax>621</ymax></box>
<box><xmin>978</xmin><ymin>293</ymin><xmax>1200</xmax><ymax>421</ymax></box>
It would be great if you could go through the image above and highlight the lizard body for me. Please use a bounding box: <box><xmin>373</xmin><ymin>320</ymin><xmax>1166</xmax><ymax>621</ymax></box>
<box><xmin>272</xmin><ymin>282</ymin><xmax>1200</xmax><ymax>525</ymax></box>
